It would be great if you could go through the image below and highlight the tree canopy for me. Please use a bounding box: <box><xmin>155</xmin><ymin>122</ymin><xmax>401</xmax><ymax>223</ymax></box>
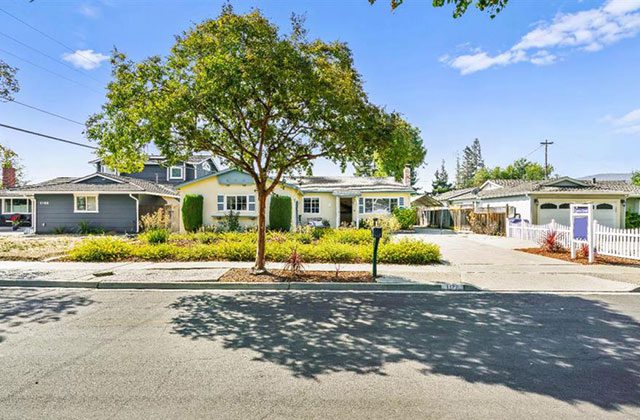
<box><xmin>87</xmin><ymin>7</ymin><xmax>400</xmax><ymax>271</ymax></box>
<box><xmin>455</xmin><ymin>138</ymin><xmax>484</xmax><ymax>188</ymax></box>
<box><xmin>432</xmin><ymin>159</ymin><xmax>452</xmax><ymax>194</ymax></box>
<box><xmin>353</xmin><ymin>112</ymin><xmax>425</xmax><ymax>185</ymax></box>
<box><xmin>472</xmin><ymin>158</ymin><xmax>552</xmax><ymax>186</ymax></box>
<box><xmin>632</xmin><ymin>170</ymin><xmax>640</xmax><ymax>186</ymax></box>
<box><xmin>0</xmin><ymin>60</ymin><xmax>19</xmax><ymax>101</ymax></box>
<box><xmin>369</xmin><ymin>0</ymin><xmax>509</xmax><ymax>18</ymax></box>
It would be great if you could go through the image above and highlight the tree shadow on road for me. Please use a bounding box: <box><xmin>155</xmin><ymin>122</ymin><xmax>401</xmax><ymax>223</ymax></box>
<box><xmin>170</xmin><ymin>292</ymin><xmax>640</xmax><ymax>410</ymax></box>
<box><xmin>0</xmin><ymin>289</ymin><xmax>94</xmax><ymax>343</ymax></box>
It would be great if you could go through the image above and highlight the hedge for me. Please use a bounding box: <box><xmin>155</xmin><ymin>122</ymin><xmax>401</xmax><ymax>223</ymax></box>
<box><xmin>393</xmin><ymin>207</ymin><xmax>418</xmax><ymax>230</ymax></box>
<box><xmin>182</xmin><ymin>194</ymin><xmax>203</xmax><ymax>232</ymax></box>
<box><xmin>269</xmin><ymin>194</ymin><xmax>292</xmax><ymax>231</ymax></box>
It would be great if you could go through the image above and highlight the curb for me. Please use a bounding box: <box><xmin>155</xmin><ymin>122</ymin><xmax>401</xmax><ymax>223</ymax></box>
<box><xmin>0</xmin><ymin>279</ymin><xmax>479</xmax><ymax>292</ymax></box>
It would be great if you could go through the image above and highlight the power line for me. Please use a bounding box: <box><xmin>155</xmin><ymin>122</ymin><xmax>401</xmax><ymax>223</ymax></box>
<box><xmin>0</xmin><ymin>31</ymin><xmax>103</xmax><ymax>84</ymax></box>
<box><xmin>5</xmin><ymin>100</ymin><xmax>85</xmax><ymax>126</ymax></box>
<box><xmin>0</xmin><ymin>123</ymin><xmax>97</xmax><ymax>150</ymax></box>
<box><xmin>0</xmin><ymin>48</ymin><xmax>102</xmax><ymax>93</ymax></box>
<box><xmin>0</xmin><ymin>7</ymin><xmax>102</xmax><ymax>66</ymax></box>
<box><xmin>522</xmin><ymin>144</ymin><xmax>543</xmax><ymax>159</ymax></box>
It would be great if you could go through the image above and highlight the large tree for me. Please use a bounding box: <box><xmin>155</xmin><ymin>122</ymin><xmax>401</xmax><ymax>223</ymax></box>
<box><xmin>369</xmin><ymin>0</ymin><xmax>509</xmax><ymax>18</ymax></box>
<box><xmin>456</xmin><ymin>138</ymin><xmax>484</xmax><ymax>187</ymax></box>
<box><xmin>87</xmin><ymin>8</ymin><xmax>390</xmax><ymax>272</ymax></box>
<box><xmin>0</xmin><ymin>60</ymin><xmax>19</xmax><ymax>101</ymax></box>
<box><xmin>353</xmin><ymin>112</ymin><xmax>425</xmax><ymax>185</ymax></box>
<box><xmin>431</xmin><ymin>159</ymin><xmax>452</xmax><ymax>194</ymax></box>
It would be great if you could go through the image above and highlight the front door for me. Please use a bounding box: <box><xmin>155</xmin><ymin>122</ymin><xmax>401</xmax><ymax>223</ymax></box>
<box><xmin>339</xmin><ymin>197</ymin><xmax>353</xmax><ymax>227</ymax></box>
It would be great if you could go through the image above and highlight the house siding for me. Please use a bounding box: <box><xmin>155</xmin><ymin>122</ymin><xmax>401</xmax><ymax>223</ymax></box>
<box><xmin>35</xmin><ymin>194</ymin><xmax>137</xmax><ymax>233</ymax></box>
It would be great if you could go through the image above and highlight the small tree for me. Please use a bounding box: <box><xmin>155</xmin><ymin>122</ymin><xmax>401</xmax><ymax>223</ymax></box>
<box><xmin>87</xmin><ymin>8</ymin><xmax>390</xmax><ymax>272</ymax></box>
<box><xmin>269</xmin><ymin>195</ymin><xmax>292</xmax><ymax>231</ymax></box>
<box><xmin>182</xmin><ymin>195</ymin><xmax>203</xmax><ymax>232</ymax></box>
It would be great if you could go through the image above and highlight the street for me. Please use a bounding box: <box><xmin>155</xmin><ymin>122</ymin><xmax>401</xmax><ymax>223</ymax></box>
<box><xmin>1</xmin><ymin>288</ymin><xmax>639</xmax><ymax>419</ymax></box>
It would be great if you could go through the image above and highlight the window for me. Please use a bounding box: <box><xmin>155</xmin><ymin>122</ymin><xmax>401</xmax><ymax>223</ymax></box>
<box><xmin>74</xmin><ymin>195</ymin><xmax>98</xmax><ymax>213</ymax></box>
<box><xmin>558</xmin><ymin>203</ymin><xmax>570</xmax><ymax>209</ymax></box>
<box><xmin>540</xmin><ymin>203</ymin><xmax>557</xmax><ymax>209</ymax></box>
<box><xmin>303</xmin><ymin>197</ymin><xmax>320</xmax><ymax>214</ymax></box>
<box><xmin>168</xmin><ymin>165</ymin><xmax>184</xmax><ymax>180</ymax></box>
<box><xmin>358</xmin><ymin>197</ymin><xmax>402</xmax><ymax>214</ymax></box>
<box><xmin>217</xmin><ymin>195</ymin><xmax>255</xmax><ymax>212</ymax></box>
<box><xmin>202</xmin><ymin>162</ymin><xmax>211</xmax><ymax>171</ymax></box>
<box><xmin>101</xmin><ymin>165</ymin><xmax>118</xmax><ymax>175</ymax></box>
<box><xmin>2</xmin><ymin>198</ymin><xmax>32</xmax><ymax>214</ymax></box>
<box><xmin>596</xmin><ymin>203</ymin><xmax>613</xmax><ymax>210</ymax></box>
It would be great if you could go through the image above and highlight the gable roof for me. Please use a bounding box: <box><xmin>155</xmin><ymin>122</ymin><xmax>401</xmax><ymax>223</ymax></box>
<box><xmin>11</xmin><ymin>173</ymin><xmax>179</xmax><ymax>197</ymax></box>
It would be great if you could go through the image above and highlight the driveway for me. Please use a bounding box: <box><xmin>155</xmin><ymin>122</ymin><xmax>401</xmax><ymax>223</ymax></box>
<box><xmin>395</xmin><ymin>229</ymin><xmax>640</xmax><ymax>292</ymax></box>
<box><xmin>1</xmin><ymin>288</ymin><xmax>639</xmax><ymax>419</ymax></box>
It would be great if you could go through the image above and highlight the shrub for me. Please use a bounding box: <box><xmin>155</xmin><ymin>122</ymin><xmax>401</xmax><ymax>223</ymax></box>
<box><xmin>68</xmin><ymin>237</ymin><xmax>133</xmax><ymax>262</ymax></box>
<box><xmin>626</xmin><ymin>211</ymin><xmax>640</xmax><ymax>228</ymax></box>
<box><xmin>140</xmin><ymin>228</ymin><xmax>170</xmax><ymax>244</ymax></box>
<box><xmin>378</xmin><ymin>240</ymin><xmax>441</xmax><ymax>265</ymax></box>
<box><xmin>52</xmin><ymin>226</ymin><xmax>67</xmax><ymax>234</ymax></box>
<box><xmin>283</xmin><ymin>247</ymin><xmax>305</xmax><ymax>275</ymax></box>
<box><xmin>540</xmin><ymin>230</ymin><xmax>565</xmax><ymax>253</ymax></box>
<box><xmin>217</xmin><ymin>210</ymin><xmax>242</xmax><ymax>232</ymax></box>
<box><xmin>360</xmin><ymin>214</ymin><xmax>401</xmax><ymax>233</ymax></box>
<box><xmin>132</xmin><ymin>243</ymin><xmax>183</xmax><ymax>261</ymax></box>
<box><xmin>393</xmin><ymin>207</ymin><xmax>417</xmax><ymax>230</ymax></box>
<box><xmin>326</xmin><ymin>228</ymin><xmax>372</xmax><ymax>245</ymax></box>
<box><xmin>576</xmin><ymin>243</ymin><xmax>594</xmax><ymax>259</ymax></box>
<box><xmin>78</xmin><ymin>221</ymin><xmax>92</xmax><ymax>235</ymax></box>
<box><xmin>140</xmin><ymin>208</ymin><xmax>170</xmax><ymax>231</ymax></box>
<box><xmin>182</xmin><ymin>194</ymin><xmax>203</xmax><ymax>232</ymax></box>
<box><xmin>269</xmin><ymin>194</ymin><xmax>292</xmax><ymax>231</ymax></box>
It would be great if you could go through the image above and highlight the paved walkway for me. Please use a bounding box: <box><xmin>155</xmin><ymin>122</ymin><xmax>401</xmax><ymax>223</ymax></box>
<box><xmin>0</xmin><ymin>230</ymin><xmax>638</xmax><ymax>292</ymax></box>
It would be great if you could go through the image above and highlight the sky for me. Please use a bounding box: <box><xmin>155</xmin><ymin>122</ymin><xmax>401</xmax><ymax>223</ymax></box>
<box><xmin>1</xmin><ymin>0</ymin><xmax>639</xmax><ymax>192</ymax></box>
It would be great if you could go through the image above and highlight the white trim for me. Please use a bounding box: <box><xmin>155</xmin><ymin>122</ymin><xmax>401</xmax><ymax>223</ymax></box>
<box><xmin>1</xmin><ymin>197</ymin><xmax>32</xmax><ymax>215</ymax></box>
<box><xmin>73</xmin><ymin>194</ymin><xmax>99</xmax><ymax>213</ymax></box>
<box><xmin>360</xmin><ymin>197</ymin><xmax>403</xmax><ymax>214</ymax></box>
<box><xmin>129</xmin><ymin>194</ymin><xmax>139</xmax><ymax>233</ymax></box>
<box><xmin>224</xmin><ymin>194</ymin><xmax>254</xmax><ymax>212</ymax></box>
<box><xmin>71</xmin><ymin>173</ymin><xmax>125</xmax><ymax>184</ymax></box>
<box><xmin>302</xmin><ymin>196</ymin><xmax>320</xmax><ymax>214</ymax></box>
<box><xmin>9</xmin><ymin>191</ymin><xmax>179</xmax><ymax>198</ymax></box>
<box><xmin>167</xmin><ymin>164</ymin><xmax>186</xmax><ymax>181</ymax></box>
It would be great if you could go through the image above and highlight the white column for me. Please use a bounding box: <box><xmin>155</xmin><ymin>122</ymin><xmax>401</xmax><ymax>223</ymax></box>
<box><xmin>335</xmin><ymin>196</ymin><xmax>340</xmax><ymax>228</ymax></box>
<box><xmin>355</xmin><ymin>197</ymin><xmax>359</xmax><ymax>228</ymax></box>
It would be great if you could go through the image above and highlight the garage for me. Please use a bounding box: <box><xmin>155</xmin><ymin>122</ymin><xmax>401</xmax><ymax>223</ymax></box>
<box><xmin>538</xmin><ymin>202</ymin><xmax>618</xmax><ymax>228</ymax></box>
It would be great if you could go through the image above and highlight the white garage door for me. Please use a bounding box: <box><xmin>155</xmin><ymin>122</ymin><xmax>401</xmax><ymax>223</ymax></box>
<box><xmin>538</xmin><ymin>203</ymin><xmax>570</xmax><ymax>226</ymax></box>
<box><xmin>594</xmin><ymin>203</ymin><xmax>617</xmax><ymax>227</ymax></box>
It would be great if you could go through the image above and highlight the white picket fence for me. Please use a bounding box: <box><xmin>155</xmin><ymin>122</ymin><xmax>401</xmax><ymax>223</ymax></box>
<box><xmin>507</xmin><ymin>220</ymin><xmax>571</xmax><ymax>249</ymax></box>
<box><xmin>594</xmin><ymin>224</ymin><xmax>640</xmax><ymax>260</ymax></box>
<box><xmin>507</xmin><ymin>219</ymin><xmax>640</xmax><ymax>260</ymax></box>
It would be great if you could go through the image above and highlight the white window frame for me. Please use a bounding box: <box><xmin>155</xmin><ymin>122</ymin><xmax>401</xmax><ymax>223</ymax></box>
<box><xmin>303</xmin><ymin>197</ymin><xmax>320</xmax><ymax>214</ymax></box>
<box><xmin>219</xmin><ymin>194</ymin><xmax>256</xmax><ymax>212</ymax></box>
<box><xmin>1</xmin><ymin>198</ymin><xmax>32</xmax><ymax>214</ymax></box>
<box><xmin>202</xmin><ymin>161</ymin><xmax>211</xmax><ymax>171</ymax></box>
<box><xmin>74</xmin><ymin>194</ymin><xmax>99</xmax><ymax>213</ymax></box>
<box><xmin>167</xmin><ymin>165</ymin><xmax>185</xmax><ymax>181</ymax></box>
<box><xmin>101</xmin><ymin>165</ymin><xmax>118</xmax><ymax>175</ymax></box>
<box><xmin>360</xmin><ymin>197</ymin><xmax>402</xmax><ymax>214</ymax></box>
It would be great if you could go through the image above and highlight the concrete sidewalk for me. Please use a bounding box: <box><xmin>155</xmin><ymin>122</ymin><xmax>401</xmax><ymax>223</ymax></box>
<box><xmin>0</xmin><ymin>258</ymin><xmax>638</xmax><ymax>292</ymax></box>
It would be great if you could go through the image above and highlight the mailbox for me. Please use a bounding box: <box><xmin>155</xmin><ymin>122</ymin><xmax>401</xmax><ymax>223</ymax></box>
<box><xmin>371</xmin><ymin>227</ymin><xmax>383</xmax><ymax>239</ymax></box>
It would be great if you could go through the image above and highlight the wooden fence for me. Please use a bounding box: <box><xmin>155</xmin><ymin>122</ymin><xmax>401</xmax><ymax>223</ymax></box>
<box><xmin>507</xmin><ymin>219</ymin><xmax>640</xmax><ymax>260</ymax></box>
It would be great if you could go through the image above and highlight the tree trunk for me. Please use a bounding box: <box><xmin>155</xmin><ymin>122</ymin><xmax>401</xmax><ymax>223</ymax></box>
<box><xmin>253</xmin><ymin>188</ymin><xmax>268</xmax><ymax>273</ymax></box>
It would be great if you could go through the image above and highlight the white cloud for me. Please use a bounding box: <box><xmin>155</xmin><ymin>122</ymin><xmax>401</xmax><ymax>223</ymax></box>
<box><xmin>602</xmin><ymin>108</ymin><xmax>640</xmax><ymax>135</ymax></box>
<box><xmin>78</xmin><ymin>3</ymin><xmax>100</xmax><ymax>18</ymax></box>
<box><xmin>443</xmin><ymin>0</ymin><xmax>640</xmax><ymax>75</ymax></box>
<box><xmin>61</xmin><ymin>49</ymin><xmax>109</xmax><ymax>70</ymax></box>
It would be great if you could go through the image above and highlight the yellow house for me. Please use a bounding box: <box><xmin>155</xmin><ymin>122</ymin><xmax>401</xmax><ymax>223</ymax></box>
<box><xmin>176</xmin><ymin>169</ymin><xmax>414</xmax><ymax>231</ymax></box>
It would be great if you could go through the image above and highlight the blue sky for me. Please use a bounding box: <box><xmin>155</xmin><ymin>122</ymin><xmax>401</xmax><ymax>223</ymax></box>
<box><xmin>1</xmin><ymin>0</ymin><xmax>639</xmax><ymax>192</ymax></box>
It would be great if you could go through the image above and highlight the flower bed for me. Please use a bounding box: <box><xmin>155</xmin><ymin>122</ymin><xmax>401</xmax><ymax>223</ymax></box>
<box><xmin>67</xmin><ymin>228</ymin><xmax>441</xmax><ymax>265</ymax></box>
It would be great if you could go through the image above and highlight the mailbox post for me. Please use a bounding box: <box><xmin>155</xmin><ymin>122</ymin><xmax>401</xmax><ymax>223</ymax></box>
<box><xmin>371</xmin><ymin>226</ymin><xmax>382</xmax><ymax>277</ymax></box>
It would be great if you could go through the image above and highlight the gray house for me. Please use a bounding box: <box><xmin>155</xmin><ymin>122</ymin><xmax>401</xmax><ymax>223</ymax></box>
<box><xmin>1</xmin><ymin>155</ymin><xmax>217</xmax><ymax>233</ymax></box>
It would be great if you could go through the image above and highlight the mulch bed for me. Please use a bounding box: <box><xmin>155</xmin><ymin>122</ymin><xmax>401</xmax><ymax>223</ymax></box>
<box><xmin>219</xmin><ymin>268</ymin><xmax>374</xmax><ymax>283</ymax></box>
<box><xmin>518</xmin><ymin>248</ymin><xmax>640</xmax><ymax>266</ymax></box>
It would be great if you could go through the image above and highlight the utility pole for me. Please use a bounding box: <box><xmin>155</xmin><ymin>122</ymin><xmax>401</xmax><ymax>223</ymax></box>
<box><xmin>540</xmin><ymin>140</ymin><xmax>554</xmax><ymax>179</ymax></box>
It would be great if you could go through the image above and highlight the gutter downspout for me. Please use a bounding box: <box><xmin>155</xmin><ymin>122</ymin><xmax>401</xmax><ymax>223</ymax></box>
<box><xmin>129</xmin><ymin>194</ymin><xmax>139</xmax><ymax>233</ymax></box>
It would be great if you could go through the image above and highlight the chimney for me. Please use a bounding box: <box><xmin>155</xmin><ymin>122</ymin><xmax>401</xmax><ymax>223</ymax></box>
<box><xmin>2</xmin><ymin>166</ymin><xmax>16</xmax><ymax>189</ymax></box>
<box><xmin>403</xmin><ymin>165</ymin><xmax>411</xmax><ymax>187</ymax></box>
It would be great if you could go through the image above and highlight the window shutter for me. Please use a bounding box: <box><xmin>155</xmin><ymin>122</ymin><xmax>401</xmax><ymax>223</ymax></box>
<box><xmin>217</xmin><ymin>195</ymin><xmax>224</xmax><ymax>211</ymax></box>
<box><xmin>248</xmin><ymin>195</ymin><xmax>256</xmax><ymax>211</ymax></box>
<box><xmin>358</xmin><ymin>198</ymin><xmax>364</xmax><ymax>214</ymax></box>
<box><xmin>399</xmin><ymin>197</ymin><xmax>405</xmax><ymax>207</ymax></box>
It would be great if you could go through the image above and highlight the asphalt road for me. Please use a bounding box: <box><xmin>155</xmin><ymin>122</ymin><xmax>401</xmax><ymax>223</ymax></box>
<box><xmin>1</xmin><ymin>288</ymin><xmax>639</xmax><ymax>419</ymax></box>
